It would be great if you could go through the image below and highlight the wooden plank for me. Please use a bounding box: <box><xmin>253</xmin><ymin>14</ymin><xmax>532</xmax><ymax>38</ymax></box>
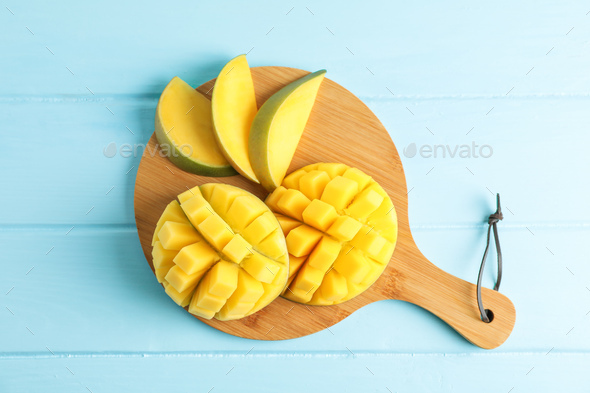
<box><xmin>1</xmin><ymin>1</ymin><xmax>589</xmax><ymax>97</ymax></box>
<box><xmin>2</xmin><ymin>352</ymin><xmax>590</xmax><ymax>393</ymax></box>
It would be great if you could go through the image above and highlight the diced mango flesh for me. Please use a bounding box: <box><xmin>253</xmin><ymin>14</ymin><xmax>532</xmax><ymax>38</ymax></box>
<box><xmin>152</xmin><ymin>183</ymin><xmax>288</xmax><ymax>320</ymax></box>
<box><xmin>152</xmin><ymin>200</ymin><xmax>188</xmax><ymax>246</ymax></box>
<box><xmin>266</xmin><ymin>163</ymin><xmax>397</xmax><ymax>305</ymax></box>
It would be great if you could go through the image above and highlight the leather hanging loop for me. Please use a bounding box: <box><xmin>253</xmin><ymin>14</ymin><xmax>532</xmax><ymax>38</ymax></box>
<box><xmin>477</xmin><ymin>193</ymin><xmax>504</xmax><ymax>323</ymax></box>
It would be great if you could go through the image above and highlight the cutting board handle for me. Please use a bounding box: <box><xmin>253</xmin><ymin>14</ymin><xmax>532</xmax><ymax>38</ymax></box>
<box><xmin>395</xmin><ymin>251</ymin><xmax>516</xmax><ymax>349</ymax></box>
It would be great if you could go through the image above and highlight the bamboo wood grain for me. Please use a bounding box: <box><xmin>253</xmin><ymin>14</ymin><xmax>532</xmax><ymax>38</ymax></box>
<box><xmin>134</xmin><ymin>66</ymin><xmax>515</xmax><ymax>349</ymax></box>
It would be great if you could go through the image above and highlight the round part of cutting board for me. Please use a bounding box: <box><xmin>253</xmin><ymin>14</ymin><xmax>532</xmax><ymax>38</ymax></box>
<box><xmin>134</xmin><ymin>66</ymin><xmax>515</xmax><ymax>349</ymax></box>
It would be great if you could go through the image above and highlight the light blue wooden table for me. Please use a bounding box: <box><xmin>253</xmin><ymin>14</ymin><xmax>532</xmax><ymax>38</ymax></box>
<box><xmin>2</xmin><ymin>1</ymin><xmax>589</xmax><ymax>391</ymax></box>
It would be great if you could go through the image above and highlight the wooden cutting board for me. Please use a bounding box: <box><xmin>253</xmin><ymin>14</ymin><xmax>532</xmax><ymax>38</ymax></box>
<box><xmin>134</xmin><ymin>66</ymin><xmax>516</xmax><ymax>349</ymax></box>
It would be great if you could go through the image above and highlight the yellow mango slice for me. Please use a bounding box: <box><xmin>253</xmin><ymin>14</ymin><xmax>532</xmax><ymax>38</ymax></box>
<box><xmin>211</xmin><ymin>55</ymin><xmax>259</xmax><ymax>183</ymax></box>
<box><xmin>265</xmin><ymin>163</ymin><xmax>397</xmax><ymax>305</ymax></box>
<box><xmin>154</xmin><ymin>77</ymin><xmax>235</xmax><ymax>176</ymax></box>
<box><xmin>152</xmin><ymin>183</ymin><xmax>288</xmax><ymax>320</ymax></box>
<box><xmin>152</xmin><ymin>200</ymin><xmax>187</xmax><ymax>246</ymax></box>
<box><xmin>249</xmin><ymin>70</ymin><xmax>327</xmax><ymax>191</ymax></box>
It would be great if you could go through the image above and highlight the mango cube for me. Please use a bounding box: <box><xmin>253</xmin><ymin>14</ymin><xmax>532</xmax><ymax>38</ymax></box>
<box><xmin>174</xmin><ymin>241</ymin><xmax>219</xmax><ymax>274</ymax></box>
<box><xmin>180</xmin><ymin>195</ymin><xmax>214</xmax><ymax>227</ymax></box>
<box><xmin>165</xmin><ymin>265</ymin><xmax>203</xmax><ymax>293</ymax></box>
<box><xmin>191</xmin><ymin>275</ymin><xmax>227</xmax><ymax>311</ymax></box>
<box><xmin>346</xmin><ymin>189</ymin><xmax>384</xmax><ymax>219</ymax></box>
<box><xmin>285</xmin><ymin>225</ymin><xmax>323</xmax><ymax>257</ymax></box>
<box><xmin>277</xmin><ymin>189</ymin><xmax>311</xmax><ymax>221</ymax></box>
<box><xmin>257</xmin><ymin>230</ymin><xmax>286</xmax><ymax>259</ymax></box>
<box><xmin>158</xmin><ymin>221</ymin><xmax>202</xmax><ymax>250</ymax></box>
<box><xmin>333</xmin><ymin>248</ymin><xmax>371</xmax><ymax>284</ymax></box>
<box><xmin>290</xmin><ymin>263</ymin><xmax>323</xmax><ymax>294</ymax></box>
<box><xmin>351</xmin><ymin>228</ymin><xmax>387</xmax><ymax>259</ymax></box>
<box><xmin>189</xmin><ymin>304</ymin><xmax>216</xmax><ymax>319</ymax></box>
<box><xmin>342</xmin><ymin>167</ymin><xmax>372</xmax><ymax>191</ymax></box>
<box><xmin>209</xmin><ymin>185</ymin><xmax>243</xmax><ymax>215</ymax></box>
<box><xmin>264</xmin><ymin>186</ymin><xmax>287</xmax><ymax>214</ymax></box>
<box><xmin>207</xmin><ymin>261</ymin><xmax>239</xmax><ymax>298</ymax></box>
<box><xmin>241</xmin><ymin>212</ymin><xmax>276</xmax><ymax>245</ymax></box>
<box><xmin>321</xmin><ymin>176</ymin><xmax>359</xmax><ymax>211</ymax></box>
<box><xmin>282</xmin><ymin>168</ymin><xmax>307</xmax><ymax>189</ymax></box>
<box><xmin>165</xmin><ymin>283</ymin><xmax>198</xmax><ymax>307</ymax></box>
<box><xmin>276</xmin><ymin>214</ymin><xmax>301</xmax><ymax>236</ymax></box>
<box><xmin>288</xmin><ymin>255</ymin><xmax>307</xmax><ymax>278</ymax></box>
<box><xmin>152</xmin><ymin>200</ymin><xmax>188</xmax><ymax>246</ymax></box>
<box><xmin>241</xmin><ymin>253</ymin><xmax>281</xmax><ymax>284</ymax></box>
<box><xmin>317</xmin><ymin>163</ymin><xmax>347</xmax><ymax>178</ymax></box>
<box><xmin>222</xmin><ymin>235</ymin><xmax>252</xmax><ymax>264</ymax></box>
<box><xmin>299</xmin><ymin>170</ymin><xmax>331</xmax><ymax>200</ymax></box>
<box><xmin>226</xmin><ymin>196</ymin><xmax>266</xmax><ymax>230</ymax></box>
<box><xmin>307</xmin><ymin>237</ymin><xmax>340</xmax><ymax>271</ymax></box>
<box><xmin>231</xmin><ymin>269</ymin><xmax>265</xmax><ymax>303</ymax></box>
<box><xmin>319</xmin><ymin>269</ymin><xmax>348</xmax><ymax>302</ymax></box>
<box><xmin>302</xmin><ymin>199</ymin><xmax>338</xmax><ymax>232</ymax></box>
<box><xmin>326</xmin><ymin>216</ymin><xmax>362</xmax><ymax>242</ymax></box>
<box><xmin>374</xmin><ymin>239</ymin><xmax>395</xmax><ymax>265</ymax></box>
<box><xmin>177</xmin><ymin>186</ymin><xmax>202</xmax><ymax>204</ymax></box>
<box><xmin>197</xmin><ymin>214</ymin><xmax>234</xmax><ymax>250</ymax></box>
<box><xmin>152</xmin><ymin>241</ymin><xmax>177</xmax><ymax>270</ymax></box>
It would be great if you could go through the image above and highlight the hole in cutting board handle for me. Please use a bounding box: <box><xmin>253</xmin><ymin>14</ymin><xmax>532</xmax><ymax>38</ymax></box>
<box><xmin>482</xmin><ymin>309</ymin><xmax>494</xmax><ymax>323</ymax></box>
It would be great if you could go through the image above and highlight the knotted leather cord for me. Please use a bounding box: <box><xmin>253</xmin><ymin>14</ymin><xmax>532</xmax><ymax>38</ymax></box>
<box><xmin>476</xmin><ymin>193</ymin><xmax>503</xmax><ymax>323</ymax></box>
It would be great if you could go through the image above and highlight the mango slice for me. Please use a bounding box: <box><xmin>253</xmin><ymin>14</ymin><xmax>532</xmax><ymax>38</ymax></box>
<box><xmin>152</xmin><ymin>183</ymin><xmax>288</xmax><ymax>320</ymax></box>
<box><xmin>155</xmin><ymin>77</ymin><xmax>236</xmax><ymax>176</ymax></box>
<box><xmin>249</xmin><ymin>70</ymin><xmax>327</xmax><ymax>191</ymax></box>
<box><xmin>211</xmin><ymin>55</ymin><xmax>259</xmax><ymax>183</ymax></box>
<box><xmin>266</xmin><ymin>163</ymin><xmax>398</xmax><ymax>305</ymax></box>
